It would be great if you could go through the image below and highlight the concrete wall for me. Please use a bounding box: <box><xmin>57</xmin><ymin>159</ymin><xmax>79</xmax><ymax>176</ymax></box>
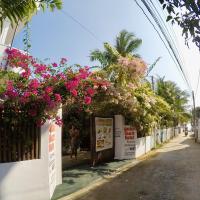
<box><xmin>135</xmin><ymin>137</ymin><xmax>146</xmax><ymax>158</ymax></box>
<box><xmin>0</xmin><ymin>111</ymin><xmax>62</xmax><ymax>200</ymax></box>
<box><xmin>134</xmin><ymin>128</ymin><xmax>176</xmax><ymax>158</ymax></box>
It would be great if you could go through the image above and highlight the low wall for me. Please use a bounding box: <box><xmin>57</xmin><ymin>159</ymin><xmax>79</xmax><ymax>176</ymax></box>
<box><xmin>0</xmin><ymin>125</ymin><xmax>49</xmax><ymax>200</ymax></box>
<box><xmin>135</xmin><ymin>137</ymin><xmax>146</xmax><ymax>158</ymax></box>
<box><xmin>0</xmin><ymin>111</ymin><xmax>62</xmax><ymax>200</ymax></box>
<box><xmin>134</xmin><ymin>128</ymin><xmax>176</xmax><ymax>158</ymax></box>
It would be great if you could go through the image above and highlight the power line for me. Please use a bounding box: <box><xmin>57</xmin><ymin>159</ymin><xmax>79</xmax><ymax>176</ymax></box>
<box><xmin>195</xmin><ymin>69</ymin><xmax>200</xmax><ymax>99</ymax></box>
<box><xmin>134</xmin><ymin>0</ymin><xmax>192</xmax><ymax>93</ymax></box>
<box><xmin>148</xmin><ymin>0</ymin><xmax>192</xmax><ymax>91</ymax></box>
<box><xmin>142</xmin><ymin>0</ymin><xmax>192</xmax><ymax>92</ymax></box>
<box><xmin>60</xmin><ymin>10</ymin><xmax>102</xmax><ymax>44</ymax></box>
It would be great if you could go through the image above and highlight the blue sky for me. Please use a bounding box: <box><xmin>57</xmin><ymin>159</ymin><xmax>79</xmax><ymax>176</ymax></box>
<box><xmin>13</xmin><ymin>0</ymin><xmax>200</xmax><ymax>105</ymax></box>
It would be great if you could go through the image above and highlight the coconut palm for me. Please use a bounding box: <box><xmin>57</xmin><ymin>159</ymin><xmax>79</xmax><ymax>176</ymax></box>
<box><xmin>156</xmin><ymin>77</ymin><xmax>190</xmax><ymax>125</ymax></box>
<box><xmin>90</xmin><ymin>30</ymin><xmax>142</xmax><ymax>68</ymax></box>
<box><xmin>0</xmin><ymin>0</ymin><xmax>62</xmax><ymax>30</ymax></box>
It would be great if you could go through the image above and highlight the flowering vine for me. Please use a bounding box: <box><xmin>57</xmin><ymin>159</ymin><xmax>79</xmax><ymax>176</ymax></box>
<box><xmin>0</xmin><ymin>48</ymin><xmax>110</xmax><ymax>126</ymax></box>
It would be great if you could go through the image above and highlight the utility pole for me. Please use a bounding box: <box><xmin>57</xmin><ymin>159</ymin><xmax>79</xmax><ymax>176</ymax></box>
<box><xmin>151</xmin><ymin>76</ymin><xmax>155</xmax><ymax>92</ymax></box>
<box><xmin>192</xmin><ymin>91</ymin><xmax>197</xmax><ymax>142</ymax></box>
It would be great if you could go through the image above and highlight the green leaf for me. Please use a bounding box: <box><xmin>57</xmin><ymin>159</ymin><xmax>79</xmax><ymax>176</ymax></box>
<box><xmin>166</xmin><ymin>15</ymin><xmax>173</xmax><ymax>22</ymax></box>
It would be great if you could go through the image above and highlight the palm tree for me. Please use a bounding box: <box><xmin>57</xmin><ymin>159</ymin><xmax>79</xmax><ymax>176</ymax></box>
<box><xmin>90</xmin><ymin>30</ymin><xmax>142</xmax><ymax>68</ymax></box>
<box><xmin>156</xmin><ymin>77</ymin><xmax>190</xmax><ymax>125</ymax></box>
<box><xmin>115</xmin><ymin>30</ymin><xmax>142</xmax><ymax>57</ymax></box>
<box><xmin>0</xmin><ymin>0</ymin><xmax>62</xmax><ymax>30</ymax></box>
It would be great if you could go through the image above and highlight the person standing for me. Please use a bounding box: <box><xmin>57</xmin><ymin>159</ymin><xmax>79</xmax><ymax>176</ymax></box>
<box><xmin>69</xmin><ymin>125</ymin><xmax>80</xmax><ymax>159</ymax></box>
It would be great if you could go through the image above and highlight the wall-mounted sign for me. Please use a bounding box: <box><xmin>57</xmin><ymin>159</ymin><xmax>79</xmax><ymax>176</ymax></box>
<box><xmin>95</xmin><ymin>117</ymin><xmax>113</xmax><ymax>152</ymax></box>
<box><xmin>124</xmin><ymin>125</ymin><xmax>137</xmax><ymax>158</ymax></box>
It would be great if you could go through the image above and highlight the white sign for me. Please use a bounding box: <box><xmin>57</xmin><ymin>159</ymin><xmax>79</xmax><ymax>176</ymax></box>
<box><xmin>95</xmin><ymin>117</ymin><xmax>113</xmax><ymax>152</ymax></box>
<box><xmin>124</xmin><ymin>125</ymin><xmax>137</xmax><ymax>158</ymax></box>
<box><xmin>48</xmin><ymin>124</ymin><xmax>56</xmax><ymax>198</ymax></box>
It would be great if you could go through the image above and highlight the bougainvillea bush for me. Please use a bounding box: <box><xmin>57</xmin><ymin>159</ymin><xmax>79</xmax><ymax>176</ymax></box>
<box><xmin>0</xmin><ymin>48</ymin><xmax>110</xmax><ymax>126</ymax></box>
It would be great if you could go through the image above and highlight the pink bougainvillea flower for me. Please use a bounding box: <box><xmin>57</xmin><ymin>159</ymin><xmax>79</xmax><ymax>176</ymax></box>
<box><xmin>34</xmin><ymin>64</ymin><xmax>47</xmax><ymax>74</ymax></box>
<box><xmin>43</xmin><ymin>94</ymin><xmax>51</xmax><ymax>104</ymax></box>
<box><xmin>41</xmin><ymin>74</ymin><xmax>51</xmax><ymax>79</ymax></box>
<box><xmin>52</xmin><ymin>63</ymin><xmax>58</xmax><ymax>67</ymax></box>
<box><xmin>6</xmin><ymin>81</ymin><xmax>14</xmax><ymax>91</ymax></box>
<box><xmin>84</xmin><ymin>66</ymin><xmax>90</xmax><ymax>70</ymax></box>
<box><xmin>31</xmin><ymin>90</ymin><xmax>38</xmax><ymax>96</ymax></box>
<box><xmin>71</xmin><ymin>89</ymin><xmax>78</xmax><ymax>97</ymax></box>
<box><xmin>65</xmin><ymin>80</ymin><xmax>79</xmax><ymax>91</ymax></box>
<box><xmin>24</xmin><ymin>91</ymin><xmax>31</xmax><ymax>98</ymax></box>
<box><xmin>28</xmin><ymin>109</ymin><xmax>37</xmax><ymax>117</ymax></box>
<box><xmin>55</xmin><ymin>116</ymin><xmax>63</xmax><ymax>126</ymax></box>
<box><xmin>84</xmin><ymin>96</ymin><xmax>92</xmax><ymax>105</ymax></box>
<box><xmin>21</xmin><ymin>69</ymin><xmax>31</xmax><ymax>79</ymax></box>
<box><xmin>86</xmin><ymin>88</ymin><xmax>95</xmax><ymax>96</ymax></box>
<box><xmin>29</xmin><ymin>79</ymin><xmax>40</xmax><ymax>90</ymax></box>
<box><xmin>54</xmin><ymin>93</ymin><xmax>62</xmax><ymax>102</ymax></box>
<box><xmin>5</xmin><ymin>90</ymin><xmax>18</xmax><ymax>98</ymax></box>
<box><xmin>60</xmin><ymin>58</ymin><xmax>68</xmax><ymax>65</ymax></box>
<box><xmin>45</xmin><ymin>86</ymin><xmax>53</xmax><ymax>94</ymax></box>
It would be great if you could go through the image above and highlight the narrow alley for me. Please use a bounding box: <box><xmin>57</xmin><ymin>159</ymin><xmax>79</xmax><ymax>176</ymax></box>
<box><xmin>77</xmin><ymin>134</ymin><xmax>200</xmax><ymax>200</ymax></box>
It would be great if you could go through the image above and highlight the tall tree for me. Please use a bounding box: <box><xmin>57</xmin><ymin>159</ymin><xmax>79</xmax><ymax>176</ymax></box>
<box><xmin>156</xmin><ymin>77</ymin><xmax>190</xmax><ymax>125</ymax></box>
<box><xmin>0</xmin><ymin>0</ymin><xmax>62</xmax><ymax>30</ymax></box>
<box><xmin>90</xmin><ymin>30</ymin><xmax>142</xmax><ymax>68</ymax></box>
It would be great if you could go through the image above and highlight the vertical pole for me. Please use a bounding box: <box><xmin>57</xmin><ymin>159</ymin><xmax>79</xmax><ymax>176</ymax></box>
<box><xmin>192</xmin><ymin>91</ymin><xmax>197</xmax><ymax>142</ymax></box>
<box><xmin>151</xmin><ymin>76</ymin><xmax>155</xmax><ymax>92</ymax></box>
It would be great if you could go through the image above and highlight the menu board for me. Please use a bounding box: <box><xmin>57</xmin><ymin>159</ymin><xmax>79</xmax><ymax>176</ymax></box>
<box><xmin>95</xmin><ymin>117</ymin><xmax>113</xmax><ymax>152</ymax></box>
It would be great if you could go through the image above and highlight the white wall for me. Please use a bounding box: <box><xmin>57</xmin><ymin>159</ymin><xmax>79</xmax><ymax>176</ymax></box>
<box><xmin>134</xmin><ymin>128</ymin><xmax>175</xmax><ymax>158</ymax></box>
<box><xmin>135</xmin><ymin>137</ymin><xmax>146</xmax><ymax>158</ymax></box>
<box><xmin>0</xmin><ymin>113</ymin><xmax>62</xmax><ymax>200</ymax></box>
<box><xmin>114</xmin><ymin>115</ymin><xmax>126</xmax><ymax>160</ymax></box>
<box><xmin>0</xmin><ymin>125</ymin><xmax>50</xmax><ymax>200</ymax></box>
<box><xmin>145</xmin><ymin>136</ymin><xmax>151</xmax><ymax>153</ymax></box>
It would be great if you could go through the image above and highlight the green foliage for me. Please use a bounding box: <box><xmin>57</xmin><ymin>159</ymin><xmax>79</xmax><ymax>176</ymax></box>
<box><xmin>156</xmin><ymin>77</ymin><xmax>191</xmax><ymax>126</ymax></box>
<box><xmin>89</xmin><ymin>30</ymin><xmax>190</xmax><ymax>136</ymax></box>
<box><xmin>90</xmin><ymin>30</ymin><xmax>142</xmax><ymax>68</ymax></box>
<box><xmin>159</xmin><ymin>0</ymin><xmax>200</xmax><ymax>50</ymax></box>
<box><xmin>0</xmin><ymin>0</ymin><xmax>63</xmax><ymax>30</ymax></box>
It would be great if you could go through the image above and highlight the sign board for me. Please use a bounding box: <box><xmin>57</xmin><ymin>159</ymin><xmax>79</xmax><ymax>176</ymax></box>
<box><xmin>95</xmin><ymin>117</ymin><xmax>113</xmax><ymax>152</ymax></box>
<box><xmin>48</xmin><ymin>124</ymin><xmax>56</xmax><ymax>198</ymax></box>
<box><xmin>124</xmin><ymin>125</ymin><xmax>137</xmax><ymax>158</ymax></box>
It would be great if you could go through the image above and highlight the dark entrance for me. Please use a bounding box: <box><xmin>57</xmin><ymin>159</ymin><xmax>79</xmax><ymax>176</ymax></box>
<box><xmin>62</xmin><ymin>108</ymin><xmax>91</xmax><ymax>169</ymax></box>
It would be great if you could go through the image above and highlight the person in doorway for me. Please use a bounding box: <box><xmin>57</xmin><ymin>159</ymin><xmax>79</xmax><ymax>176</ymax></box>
<box><xmin>69</xmin><ymin>125</ymin><xmax>80</xmax><ymax>159</ymax></box>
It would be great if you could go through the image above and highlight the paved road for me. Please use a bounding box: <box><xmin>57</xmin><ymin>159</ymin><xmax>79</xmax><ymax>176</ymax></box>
<box><xmin>77</xmin><ymin>134</ymin><xmax>200</xmax><ymax>200</ymax></box>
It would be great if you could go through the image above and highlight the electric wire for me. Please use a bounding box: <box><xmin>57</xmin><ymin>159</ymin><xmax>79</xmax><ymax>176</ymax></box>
<box><xmin>148</xmin><ymin>0</ymin><xmax>192</xmax><ymax>91</ymax></box>
<box><xmin>134</xmin><ymin>0</ymin><xmax>191</xmax><ymax>92</ymax></box>
<box><xmin>195</xmin><ymin>69</ymin><xmax>200</xmax><ymax>99</ymax></box>
<box><xmin>60</xmin><ymin>10</ymin><xmax>103</xmax><ymax>44</ymax></box>
<box><xmin>135</xmin><ymin>0</ymin><xmax>192</xmax><ymax>93</ymax></box>
<box><xmin>142</xmin><ymin>0</ymin><xmax>192</xmax><ymax>91</ymax></box>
